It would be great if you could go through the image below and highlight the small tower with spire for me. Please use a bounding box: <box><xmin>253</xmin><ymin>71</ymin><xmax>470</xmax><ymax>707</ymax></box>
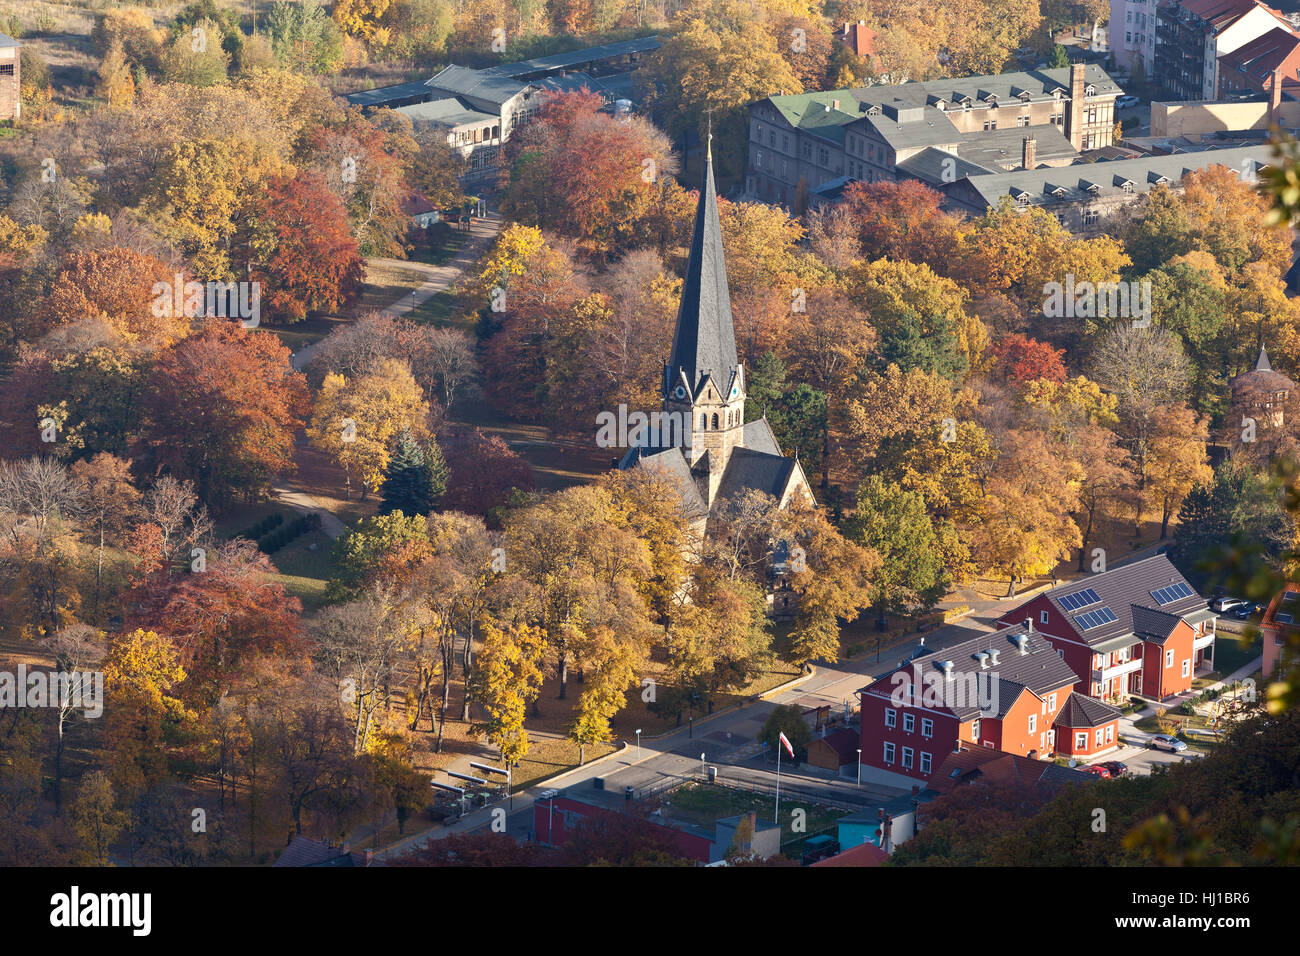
<box><xmin>661</xmin><ymin>130</ymin><xmax>747</xmax><ymax>502</ymax></box>
<box><xmin>619</xmin><ymin>123</ymin><xmax>812</xmax><ymax>528</ymax></box>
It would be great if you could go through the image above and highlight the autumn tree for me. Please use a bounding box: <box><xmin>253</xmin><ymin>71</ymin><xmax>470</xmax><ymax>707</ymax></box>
<box><xmin>470</xmin><ymin>622</ymin><xmax>547</xmax><ymax>763</ymax></box>
<box><xmin>308</xmin><ymin>358</ymin><xmax>432</xmax><ymax>499</ymax></box>
<box><xmin>971</xmin><ymin>431</ymin><xmax>1082</xmax><ymax>595</ymax></box>
<box><xmin>775</xmin><ymin>500</ymin><xmax>878</xmax><ymax>666</ymax></box>
<box><xmin>848</xmin><ymin>475</ymin><xmax>950</xmax><ymax>630</ymax></box>
<box><xmin>441</xmin><ymin>428</ymin><xmax>535</xmax><ymax>518</ymax></box>
<box><xmin>135</xmin><ymin>323</ymin><xmax>310</xmax><ymax>508</ymax></box>
<box><xmin>1146</xmin><ymin>405</ymin><xmax>1212</xmax><ymax>539</ymax></box>
<box><xmin>70</xmin><ymin>454</ymin><xmax>140</xmax><ymax>622</ymax></box>
<box><xmin>41</xmin><ymin>247</ymin><xmax>189</xmax><ymax>346</ymax></box>
<box><xmin>250</xmin><ymin>171</ymin><xmax>364</xmax><ymax>323</ymax></box>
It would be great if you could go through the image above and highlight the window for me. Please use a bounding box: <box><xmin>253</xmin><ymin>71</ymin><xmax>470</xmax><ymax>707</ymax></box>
<box><xmin>1165</xmin><ymin>649</ymin><xmax>1175</xmax><ymax>668</ymax></box>
<box><xmin>883</xmin><ymin>742</ymin><xmax>895</xmax><ymax>764</ymax></box>
<box><xmin>0</xmin><ymin>64</ymin><xmax>14</xmax><ymax>77</ymax></box>
<box><xmin>1076</xmin><ymin>732</ymin><xmax>1088</xmax><ymax>749</ymax></box>
<box><xmin>1096</xmin><ymin>728</ymin><xmax>1105</xmax><ymax>746</ymax></box>
<box><xmin>920</xmin><ymin>752</ymin><xmax>932</xmax><ymax>774</ymax></box>
<box><xmin>1028</xmin><ymin>714</ymin><xmax>1037</xmax><ymax>733</ymax></box>
<box><xmin>901</xmin><ymin>746</ymin><xmax>914</xmax><ymax>769</ymax></box>
<box><xmin>1082</xmin><ymin>209</ymin><xmax>1100</xmax><ymax>226</ymax></box>
<box><xmin>885</xmin><ymin>708</ymin><xmax>896</xmax><ymax>728</ymax></box>
<box><xmin>903</xmin><ymin>713</ymin><xmax>915</xmax><ymax>733</ymax></box>
<box><xmin>711</xmin><ymin>413</ymin><xmax>719</xmax><ymax>429</ymax></box>
<box><xmin>700</xmin><ymin>415</ymin><xmax>707</xmax><ymax>430</ymax></box>
<box><xmin>971</xmin><ymin>718</ymin><xmax>981</xmax><ymax>740</ymax></box>
<box><xmin>1105</xmin><ymin>726</ymin><xmax>1114</xmax><ymax>743</ymax></box>
<box><xmin>1048</xmin><ymin>693</ymin><xmax>1057</xmax><ymax>711</ymax></box>
<box><xmin>921</xmin><ymin>718</ymin><xmax>933</xmax><ymax>738</ymax></box>
<box><xmin>1182</xmin><ymin>659</ymin><xmax>1191</xmax><ymax>678</ymax></box>
<box><xmin>1041</xmin><ymin>610</ymin><xmax>1049</xmax><ymax>624</ymax></box>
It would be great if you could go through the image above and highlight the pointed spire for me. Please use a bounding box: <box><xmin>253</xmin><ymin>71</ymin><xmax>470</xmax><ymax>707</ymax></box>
<box><xmin>1257</xmin><ymin>345</ymin><xmax>1273</xmax><ymax>372</ymax></box>
<box><xmin>665</xmin><ymin>136</ymin><xmax>739</xmax><ymax>399</ymax></box>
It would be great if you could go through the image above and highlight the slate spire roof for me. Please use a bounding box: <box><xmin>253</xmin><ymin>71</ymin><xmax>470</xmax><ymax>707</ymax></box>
<box><xmin>666</xmin><ymin>141</ymin><xmax>739</xmax><ymax>398</ymax></box>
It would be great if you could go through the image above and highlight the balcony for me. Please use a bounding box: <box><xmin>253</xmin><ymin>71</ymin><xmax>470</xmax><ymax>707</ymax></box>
<box><xmin>1193</xmin><ymin>633</ymin><xmax>1215</xmax><ymax>651</ymax></box>
<box><xmin>1090</xmin><ymin>657</ymin><xmax>1143</xmax><ymax>684</ymax></box>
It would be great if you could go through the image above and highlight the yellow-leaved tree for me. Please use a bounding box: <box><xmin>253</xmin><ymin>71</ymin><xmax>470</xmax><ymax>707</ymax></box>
<box><xmin>308</xmin><ymin>358</ymin><xmax>431</xmax><ymax>499</ymax></box>
<box><xmin>469</xmin><ymin>622</ymin><xmax>547</xmax><ymax>765</ymax></box>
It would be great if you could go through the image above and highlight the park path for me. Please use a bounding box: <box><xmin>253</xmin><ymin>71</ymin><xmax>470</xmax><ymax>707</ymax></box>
<box><xmin>290</xmin><ymin>213</ymin><xmax>501</xmax><ymax>374</ymax></box>
<box><xmin>275</xmin><ymin>213</ymin><xmax>504</xmax><ymax>534</ymax></box>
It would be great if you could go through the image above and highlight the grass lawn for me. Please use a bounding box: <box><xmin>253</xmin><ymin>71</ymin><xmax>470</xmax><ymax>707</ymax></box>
<box><xmin>1209</xmin><ymin>632</ymin><xmax>1263</xmax><ymax>678</ymax></box>
<box><xmin>357</xmin><ymin>261</ymin><xmax>431</xmax><ymax>313</ymax></box>
<box><xmin>408</xmin><ymin>290</ymin><xmax>457</xmax><ymax>325</ymax></box>
<box><xmin>213</xmin><ymin>501</ymin><xmax>338</xmax><ymax>612</ymax></box>
<box><xmin>265</xmin><ymin>315</ymin><xmax>349</xmax><ymax>353</ymax></box>
<box><xmin>411</xmin><ymin>232</ymin><xmax>469</xmax><ymax>266</ymax></box>
<box><xmin>513</xmin><ymin>739</ymin><xmax>617</xmax><ymax>791</ymax></box>
<box><xmin>663</xmin><ymin>782</ymin><xmax>848</xmax><ymax>857</ymax></box>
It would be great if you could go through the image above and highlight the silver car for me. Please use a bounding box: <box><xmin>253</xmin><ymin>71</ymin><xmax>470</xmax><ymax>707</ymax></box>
<box><xmin>1149</xmin><ymin>733</ymin><xmax>1187</xmax><ymax>753</ymax></box>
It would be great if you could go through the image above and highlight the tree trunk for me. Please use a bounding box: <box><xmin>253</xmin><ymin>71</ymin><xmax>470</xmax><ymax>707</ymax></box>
<box><xmin>1006</xmin><ymin>575</ymin><xmax>1018</xmax><ymax>598</ymax></box>
<box><xmin>558</xmin><ymin>651</ymin><xmax>569</xmax><ymax>700</ymax></box>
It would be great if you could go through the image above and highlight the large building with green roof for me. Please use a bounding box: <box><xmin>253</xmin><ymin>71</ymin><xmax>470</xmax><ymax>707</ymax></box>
<box><xmin>745</xmin><ymin>64</ymin><xmax>1122</xmax><ymax>207</ymax></box>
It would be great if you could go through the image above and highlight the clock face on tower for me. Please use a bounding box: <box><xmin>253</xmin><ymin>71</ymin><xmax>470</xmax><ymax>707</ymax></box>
<box><xmin>674</xmin><ymin>385</ymin><xmax>686</xmax><ymax>399</ymax></box>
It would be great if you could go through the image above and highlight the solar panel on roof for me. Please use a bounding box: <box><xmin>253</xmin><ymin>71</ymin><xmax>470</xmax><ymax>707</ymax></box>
<box><xmin>1075</xmin><ymin>606</ymin><xmax>1118</xmax><ymax>630</ymax></box>
<box><xmin>1150</xmin><ymin>582</ymin><xmax>1193</xmax><ymax>606</ymax></box>
<box><xmin>1058</xmin><ymin>587</ymin><xmax>1101</xmax><ymax>611</ymax></box>
<box><xmin>1277</xmin><ymin>613</ymin><xmax>1294</xmax><ymax>624</ymax></box>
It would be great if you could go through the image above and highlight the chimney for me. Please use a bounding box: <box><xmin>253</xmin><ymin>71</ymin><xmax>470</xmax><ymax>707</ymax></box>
<box><xmin>1067</xmin><ymin>62</ymin><xmax>1086</xmax><ymax>150</ymax></box>
<box><xmin>1022</xmin><ymin>134</ymin><xmax>1037</xmax><ymax>170</ymax></box>
<box><xmin>1024</xmin><ymin>617</ymin><xmax>1034</xmax><ymax>633</ymax></box>
<box><xmin>1271</xmin><ymin>70</ymin><xmax>1284</xmax><ymax>124</ymax></box>
<box><xmin>831</xmin><ymin>99</ymin><xmax>840</xmax><ymax>111</ymax></box>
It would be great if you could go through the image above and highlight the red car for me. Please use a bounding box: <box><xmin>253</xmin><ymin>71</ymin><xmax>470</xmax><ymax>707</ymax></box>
<box><xmin>1082</xmin><ymin>765</ymin><xmax>1112</xmax><ymax>779</ymax></box>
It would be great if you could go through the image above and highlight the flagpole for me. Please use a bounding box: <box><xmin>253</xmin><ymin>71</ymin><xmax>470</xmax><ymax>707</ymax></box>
<box><xmin>775</xmin><ymin>744</ymin><xmax>781</xmax><ymax>824</ymax></box>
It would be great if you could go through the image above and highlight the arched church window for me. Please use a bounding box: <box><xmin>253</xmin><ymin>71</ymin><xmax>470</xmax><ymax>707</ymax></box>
<box><xmin>700</xmin><ymin>414</ymin><xmax>708</xmax><ymax>430</ymax></box>
<box><xmin>712</xmin><ymin>413</ymin><xmax>719</xmax><ymax>429</ymax></box>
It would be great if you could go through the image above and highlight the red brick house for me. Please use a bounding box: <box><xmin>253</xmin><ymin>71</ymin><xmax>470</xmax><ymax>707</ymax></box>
<box><xmin>996</xmin><ymin>555</ymin><xmax>1216</xmax><ymax>704</ymax></box>
<box><xmin>1053</xmin><ymin>692</ymin><xmax>1123</xmax><ymax>758</ymax></box>
<box><xmin>856</xmin><ymin>622</ymin><xmax>1079</xmax><ymax>788</ymax></box>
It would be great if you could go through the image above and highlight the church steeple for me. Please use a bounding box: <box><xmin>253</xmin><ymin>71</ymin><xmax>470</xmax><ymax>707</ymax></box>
<box><xmin>664</xmin><ymin>138</ymin><xmax>740</xmax><ymax>402</ymax></box>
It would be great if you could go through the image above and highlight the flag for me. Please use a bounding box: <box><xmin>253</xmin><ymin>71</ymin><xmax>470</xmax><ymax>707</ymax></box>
<box><xmin>778</xmin><ymin>731</ymin><xmax>794</xmax><ymax>758</ymax></box>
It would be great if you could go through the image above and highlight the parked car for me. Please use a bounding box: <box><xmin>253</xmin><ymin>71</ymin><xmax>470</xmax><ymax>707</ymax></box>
<box><xmin>1229</xmin><ymin>602</ymin><xmax>1262</xmax><ymax>619</ymax></box>
<box><xmin>1116</xmin><ymin>95</ymin><xmax>1140</xmax><ymax>109</ymax></box>
<box><xmin>1099</xmin><ymin>760</ymin><xmax>1129</xmax><ymax>777</ymax></box>
<box><xmin>1212</xmin><ymin>597</ymin><xmax>1246</xmax><ymax>612</ymax></box>
<box><xmin>1149</xmin><ymin>734</ymin><xmax>1188</xmax><ymax>753</ymax></box>
<box><xmin>1082</xmin><ymin>765</ymin><xmax>1112</xmax><ymax>779</ymax></box>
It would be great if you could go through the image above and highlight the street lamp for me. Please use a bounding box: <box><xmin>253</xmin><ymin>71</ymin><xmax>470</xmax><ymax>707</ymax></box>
<box><xmin>857</xmin><ymin>748</ymin><xmax>862</xmax><ymax>787</ymax></box>
<box><xmin>635</xmin><ymin>728</ymin><xmax>642</xmax><ymax>757</ymax></box>
<box><xmin>700</xmin><ymin>753</ymin><xmax>706</xmax><ymax>779</ymax></box>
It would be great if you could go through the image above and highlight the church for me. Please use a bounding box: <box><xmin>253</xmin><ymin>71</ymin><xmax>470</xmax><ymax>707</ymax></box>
<box><xmin>619</xmin><ymin>141</ymin><xmax>813</xmax><ymax>531</ymax></box>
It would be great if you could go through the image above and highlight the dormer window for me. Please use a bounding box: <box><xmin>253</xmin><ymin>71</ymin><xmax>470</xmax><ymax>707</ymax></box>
<box><xmin>1015</xmin><ymin>193</ymin><xmax>1029</xmax><ymax>206</ymax></box>
<box><xmin>1085</xmin><ymin>84</ymin><xmax>1096</xmax><ymax>97</ymax></box>
<box><xmin>867</xmin><ymin>105</ymin><xmax>881</xmax><ymax>116</ymax></box>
